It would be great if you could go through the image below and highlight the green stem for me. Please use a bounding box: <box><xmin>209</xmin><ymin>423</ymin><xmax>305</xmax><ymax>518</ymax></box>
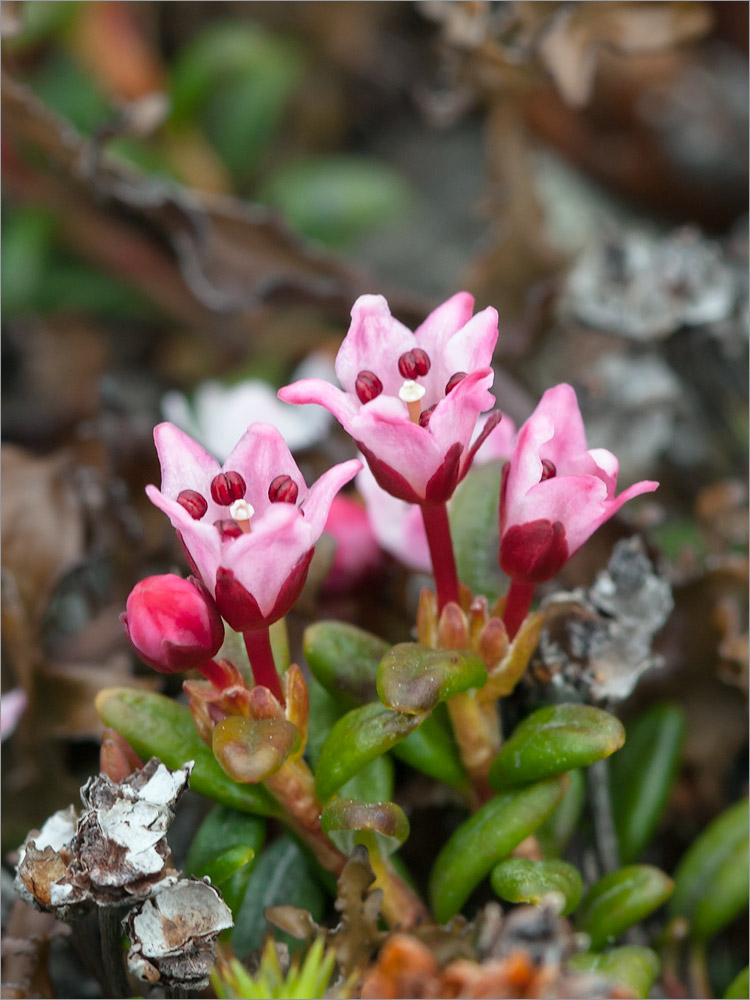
<box><xmin>243</xmin><ymin>627</ymin><xmax>285</xmax><ymax>704</ymax></box>
<box><xmin>420</xmin><ymin>502</ymin><xmax>460</xmax><ymax>610</ymax></box>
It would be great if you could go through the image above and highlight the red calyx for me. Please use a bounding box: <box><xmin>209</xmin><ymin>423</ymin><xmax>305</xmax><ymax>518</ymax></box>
<box><xmin>540</xmin><ymin>459</ymin><xmax>557</xmax><ymax>481</ymax></box>
<box><xmin>177</xmin><ymin>489</ymin><xmax>208</xmax><ymax>519</ymax></box>
<box><xmin>499</xmin><ymin>519</ymin><xmax>568</xmax><ymax>583</ymax></box>
<box><xmin>445</xmin><ymin>371</ymin><xmax>467</xmax><ymax>394</ymax></box>
<box><xmin>210</xmin><ymin>470</ymin><xmax>246</xmax><ymax>506</ymax></box>
<box><xmin>214</xmin><ymin>518</ymin><xmax>243</xmax><ymax>540</ymax></box>
<box><xmin>268</xmin><ymin>474</ymin><xmax>299</xmax><ymax>504</ymax></box>
<box><xmin>398</xmin><ymin>348</ymin><xmax>431</xmax><ymax>379</ymax></box>
<box><xmin>355</xmin><ymin>370</ymin><xmax>383</xmax><ymax>404</ymax></box>
<box><xmin>419</xmin><ymin>404</ymin><xmax>437</xmax><ymax>428</ymax></box>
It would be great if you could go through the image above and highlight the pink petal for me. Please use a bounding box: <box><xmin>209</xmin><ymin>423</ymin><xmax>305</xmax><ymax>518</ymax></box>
<box><xmin>223</xmin><ymin>423</ymin><xmax>306</xmax><ymax>513</ymax></box>
<box><xmin>357</xmin><ymin>465</ymin><xmax>431</xmax><ymax>572</ymax></box>
<box><xmin>474</xmin><ymin>412</ymin><xmax>517</xmax><ymax>463</ymax></box>
<box><xmin>278</xmin><ymin>378</ymin><xmax>358</xmax><ymax>427</ymax></box>
<box><xmin>427</xmin><ymin>369</ymin><xmax>495</xmax><ymax>465</ymax></box>
<box><xmin>532</xmin><ymin>384</ymin><xmax>589</xmax><ymax>466</ymax></box>
<box><xmin>334</xmin><ymin>295</ymin><xmax>415</xmax><ymax>397</ymax></box>
<box><xmin>146</xmin><ymin>485</ymin><xmax>224</xmax><ymax>593</ymax></box>
<box><xmin>506</xmin><ymin>474</ymin><xmax>610</xmax><ymax>554</ymax></box>
<box><xmin>414</xmin><ymin>292</ymin><xmax>476</xmax><ymax>358</ymax></box>
<box><xmin>153</xmin><ymin>422</ymin><xmax>219</xmax><ymax>499</ymax></box>
<box><xmin>1</xmin><ymin>688</ymin><xmax>28</xmax><ymax>741</ymax></box>
<box><xmin>301</xmin><ymin>458</ymin><xmax>362</xmax><ymax>536</ymax></box>
<box><xmin>442</xmin><ymin>305</ymin><xmax>500</xmax><ymax>376</ymax></box>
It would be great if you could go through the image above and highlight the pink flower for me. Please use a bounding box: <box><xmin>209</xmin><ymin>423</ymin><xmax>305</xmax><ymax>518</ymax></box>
<box><xmin>121</xmin><ymin>574</ymin><xmax>224</xmax><ymax>674</ymax></box>
<box><xmin>146</xmin><ymin>423</ymin><xmax>361</xmax><ymax>631</ymax></box>
<box><xmin>278</xmin><ymin>293</ymin><xmax>500</xmax><ymax>503</ymax></box>
<box><xmin>499</xmin><ymin>384</ymin><xmax>658</xmax><ymax>583</ymax></box>
<box><xmin>322</xmin><ymin>495</ymin><xmax>384</xmax><ymax>595</ymax></box>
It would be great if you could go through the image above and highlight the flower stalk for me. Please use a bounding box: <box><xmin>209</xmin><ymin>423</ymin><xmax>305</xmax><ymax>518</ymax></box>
<box><xmin>242</xmin><ymin>628</ymin><xmax>285</xmax><ymax>705</ymax></box>
<box><xmin>502</xmin><ymin>578</ymin><xmax>536</xmax><ymax>640</ymax></box>
<box><xmin>420</xmin><ymin>502</ymin><xmax>460</xmax><ymax>610</ymax></box>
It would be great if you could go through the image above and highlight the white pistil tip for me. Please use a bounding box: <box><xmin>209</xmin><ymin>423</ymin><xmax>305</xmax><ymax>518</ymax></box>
<box><xmin>399</xmin><ymin>379</ymin><xmax>426</xmax><ymax>403</ymax></box>
<box><xmin>230</xmin><ymin>499</ymin><xmax>255</xmax><ymax>522</ymax></box>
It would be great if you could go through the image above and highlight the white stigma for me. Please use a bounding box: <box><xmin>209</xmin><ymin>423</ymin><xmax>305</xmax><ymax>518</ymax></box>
<box><xmin>230</xmin><ymin>499</ymin><xmax>255</xmax><ymax>532</ymax></box>
<box><xmin>398</xmin><ymin>379</ymin><xmax>426</xmax><ymax>403</ymax></box>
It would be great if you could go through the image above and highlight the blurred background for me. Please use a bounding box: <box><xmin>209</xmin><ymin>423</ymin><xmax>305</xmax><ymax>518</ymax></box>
<box><xmin>1</xmin><ymin>1</ymin><xmax>748</xmax><ymax>993</ymax></box>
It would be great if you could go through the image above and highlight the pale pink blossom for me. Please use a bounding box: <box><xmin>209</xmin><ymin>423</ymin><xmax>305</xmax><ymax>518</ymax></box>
<box><xmin>499</xmin><ymin>384</ymin><xmax>658</xmax><ymax>583</ymax></box>
<box><xmin>279</xmin><ymin>293</ymin><xmax>500</xmax><ymax>503</ymax></box>
<box><xmin>322</xmin><ymin>494</ymin><xmax>384</xmax><ymax>594</ymax></box>
<box><xmin>146</xmin><ymin>423</ymin><xmax>361</xmax><ymax>631</ymax></box>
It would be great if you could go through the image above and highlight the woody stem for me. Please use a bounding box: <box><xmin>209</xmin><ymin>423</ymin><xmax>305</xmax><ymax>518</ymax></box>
<box><xmin>420</xmin><ymin>502</ymin><xmax>460</xmax><ymax>610</ymax></box>
<box><xmin>242</xmin><ymin>627</ymin><xmax>285</xmax><ymax>705</ymax></box>
<box><xmin>503</xmin><ymin>578</ymin><xmax>536</xmax><ymax>640</ymax></box>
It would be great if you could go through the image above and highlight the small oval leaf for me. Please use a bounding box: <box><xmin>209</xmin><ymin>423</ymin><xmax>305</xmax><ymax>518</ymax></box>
<box><xmin>724</xmin><ymin>966</ymin><xmax>750</xmax><ymax>1000</ymax></box>
<box><xmin>314</xmin><ymin>702</ymin><xmax>423</xmax><ymax>803</ymax></box>
<box><xmin>321</xmin><ymin>798</ymin><xmax>409</xmax><ymax>857</ymax></box>
<box><xmin>303</xmin><ymin>620</ymin><xmax>389</xmax><ymax>709</ymax></box>
<box><xmin>568</xmin><ymin>946</ymin><xmax>660</xmax><ymax>1000</ymax></box>
<box><xmin>691</xmin><ymin>833</ymin><xmax>749</xmax><ymax>941</ymax></box>
<box><xmin>392</xmin><ymin>710</ymin><xmax>468</xmax><ymax>791</ymax></box>
<box><xmin>213</xmin><ymin>716</ymin><xmax>299</xmax><ymax>784</ymax></box>
<box><xmin>95</xmin><ymin>687</ymin><xmax>281</xmax><ymax>816</ymax></box>
<box><xmin>429</xmin><ymin>775</ymin><xmax>568</xmax><ymax>924</ymax></box>
<box><xmin>576</xmin><ymin>865</ymin><xmax>674</xmax><ymax>950</ymax></box>
<box><xmin>490</xmin><ymin>857</ymin><xmax>582</xmax><ymax>915</ymax></box>
<box><xmin>377</xmin><ymin>643</ymin><xmax>487</xmax><ymax>715</ymax></box>
<box><xmin>489</xmin><ymin>704</ymin><xmax>625</xmax><ymax>790</ymax></box>
<box><xmin>185</xmin><ymin>805</ymin><xmax>265</xmax><ymax>917</ymax></box>
<box><xmin>611</xmin><ymin>704</ymin><xmax>685</xmax><ymax>864</ymax></box>
<box><xmin>535</xmin><ymin>769</ymin><xmax>586</xmax><ymax>858</ymax></box>
<box><xmin>449</xmin><ymin>460</ymin><xmax>507</xmax><ymax>602</ymax></box>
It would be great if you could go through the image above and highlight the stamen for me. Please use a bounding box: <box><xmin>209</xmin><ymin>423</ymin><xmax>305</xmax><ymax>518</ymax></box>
<box><xmin>229</xmin><ymin>499</ymin><xmax>255</xmax><ymax>533</ymax></box>
<box><xmin>177</xmin><ymin>489</ymin><xmax>208</xmax><ymax>520</ymax></box>
<box><xmin>355</xmin><ymin>370</ymin><xmax>383</xmax><ymax>404</ymax></box>
<box><xmin>399</xmin><ymin>379</ymin><xmax>426</xmax><ymax>424</ymax></box>
<box><xmin>540</xmin><ymin>459</ymin><xmax>557</xmax><ymax>481</ymax></box>
<box><xmin>268</xmin><ymin>475</ymin><xmax>299</xmax><ymax>504</ymax></box>
<box><xmin>419</xmin><ymin>404</ymin><xmax>437</xmax><ymax>428</ymax></box>
<box><xmin>398</xmin><ymin>348</ymin><xmax>431</xmax><ymax>379</ymax></box>
<box><xmin>210</xmin><ymin>471</ymin><xmax>247</xmax><ymax>506</ymax></box>
<box><xmin>214</xmin><ymin>518</ymin><xmax>243</xmax><ymax>540</ymax></box>
<box><xmin>445</xmin><ymin>371</ymin><xmax>467</xmax><ymax>394</ymax></box>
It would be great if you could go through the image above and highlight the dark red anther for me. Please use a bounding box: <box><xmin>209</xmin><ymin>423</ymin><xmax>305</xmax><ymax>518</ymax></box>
<box><xmin>419</xmin><ymin>404</ymin><xmax>437</xmax><ymax>428</ymax></box>
<box><xmin>268</xmin><ymin>474</ymin><xmax>299</xmax><ymax>504</ymax></box>
<box><xmin>214</xmin><ymin>518</ymin><xmax>243</xmax><ymax>540</ymax></box>
<box><xmin>210</xmin><ymin>471</ymin><xmax>246</xmax><ymax>506</ymax></box>
<box><xmin>398</xmin><ymin>348</ymin><xmax>431</xmax><ymax>379</ymax></box>
<box><xmin>177</xmin><ymin>489</ymin><xmax>208</xmax><ymax>520</ymax></box>
<box><xmin>540</xmin><ymin>459</ymin><xmax>557</xmax><ymax>481</ymax></box>
<box><xmin>445</xmin><ymin>371</ymin><xmax>467</xmax><ymax>394</ymax></box>
<box><xmin>355</xmin><ymin>370</ymin><xmax>383</xmax><ymax>404</ymax></box>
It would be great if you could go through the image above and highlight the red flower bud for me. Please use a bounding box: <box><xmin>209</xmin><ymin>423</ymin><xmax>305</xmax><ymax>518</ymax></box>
<box><xmin>210</xmin><ymin>471</ymin><xmax>246</xmax><ymax>506</ymax></box>
<box><xmin>121</xmin><ymin>575</ymin><xmax>224</xmax><ymax>674</ymax></box>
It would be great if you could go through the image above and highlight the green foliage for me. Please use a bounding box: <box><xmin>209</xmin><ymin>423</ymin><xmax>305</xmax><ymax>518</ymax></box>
<box><xmin>449</xmin><ymin>460</ymin><xmax>507</xmax><ymax>601</ymax></box>
<box><xmin>576</xmin><ymin>865</ymin><xmax>674</xmax><ymax>950</ymax></box>
<box><xmin>303</xmin><ymin>621</ymin><xmax>387</xmax><ymax>710</ymax></box>
<box><xmin>213</xmin><ymin>936</ymin><xmax>338</xmax><ymax>999</ymax></box>
<box><xmin>489</xmin><ymin>704</ymin><xmax>625</xmax><ymax>790</ymax></box>
<box><xmin>377</xmin><ymin>643</ymin><xmax>487</xmax><ymax>714</ymax></box>
<box><xmin>724</xmin><ymin>966</ymin><xmax>750</xmax><ymax>1000</ymax></box>
<box><xmin>186</xmin><ymin>807</ymin><xmax>266</xmax><ymax>916</ymax></box>
<box><xmin>611</xmin><ymin>704</ymin><xmax>685</xmax><ymax>864</ymax></box>
<box><xmin>490</xmin><ymin>857</ymin><xmax>583</xmax><ymax>915</ymax></box>
<box><xmin>568</xmin><ymin>946</ymin><xmax>660</xmax><ymax>1000</ymax></box>
<box><xmin>535</xmin><ymin>768</ymin><xmax>586</xmax><ymax>857</ymax></box>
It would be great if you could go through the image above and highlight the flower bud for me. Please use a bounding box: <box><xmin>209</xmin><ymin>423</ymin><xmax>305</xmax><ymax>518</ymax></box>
<box><xmin>121</xmin><ymin>575</ymin><xmax>224</xmax><ymax>674</ymax></box>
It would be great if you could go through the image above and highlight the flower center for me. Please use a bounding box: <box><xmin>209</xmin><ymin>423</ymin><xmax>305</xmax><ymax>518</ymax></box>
<box><xmin>177</xmin><ymin>489</ymin><xmax>208</xmax><ymax>520</ymax></box>
<box><xmin>399</xmin><ymin>379</ymin><xmax>426</xmax><ymax>424</ymax></box>
<box><xmin>210</xmin><ymin>471</ymin><xmax>246</xmax><ymax>506</ymax></box>
<box><xmin>268</xmin><ymin>475</ymin><xmax>299</xmax><ymax>504</ymax></box>
<box><xmin>398</xmin><ymin>348</ymin><xmax>431</xmax><ymax>379</ymax></box>
<box><xmin>229</xmin><ymin>499</ymin><xmax>254</xmax><ymax>533</ymax></box>
<box><xmin>445</xmin><ymin>371</ymin><xmax>467</xmax><ymax>394</ymax></box>
<box><xmin>355</xmin><ymin>371</ymin><xmax>383</xmax><ymax>404</ymax></box>
<box><xmin>540</xmin><ymin>459</ymin><xmax>557</xmax><ymax>481</ymax></box>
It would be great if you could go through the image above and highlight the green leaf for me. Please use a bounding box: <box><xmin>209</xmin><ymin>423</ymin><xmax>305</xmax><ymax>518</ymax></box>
<box><xmin>339</xmin><ymin>755</ymin><xmax>394</xmax><ymax>804</ymax></box>
<box><xmin>95</xmin><ymin>687</ymin><xmax>281</xmax><ymax>817</ymax></box>
<box><xmin>568</xmin><ymin>947</ymin><xmax>660</xmax><ymax>1000</ymax></box>
<box><xmin>535</xmin><ymin>769</ymin><xmax>586</xmax><ymax>857</ymax></box>
<box><xmin>611</xmin><ymin>704</ymin><xmax>685</xmax><ymax>863</ymax></box>
<box><xmin>489</xmin><ymin>704</ymin><xmax>625</xmax><ymax>790</ymax></box>
<box><xmin>305</xmin><ymin>676</ymin><xmax>344</xmax><ymax>770</ymax></box>
<box><xmin>1</xmin><ymin>208</ymin><xmax>56</xmax><ymax>316</ymax></box>
<box><xmin>691</xmin><ymin>832</ymin><xmax>749</xmax><ymax>941</ymax></box>
<box><xmin>321</xmin><ymin>798</ymin><xmax>409</xmax><ymax>858</ymax></box>
<box><xmin>303</xmin><ymin>620</ymin><xmax>388</xmax><ymax>709</ymax></box>
<box><xmin>377</xmin><ymin>643</ymin><xmax>487</xmax><ymax>715</ymax></box>
<box><xmin>212</xmin><ymin>716</ymin><xmax>300</xmax><ymax>784</ymax></box>
<box><xmin>576</xmin><ymin>865</ymin><xmax>674</xmax><ymax>950</ymax></box>
<box><xmin>186</xmin><ymin>806</ymin><xmax>266</xmax><ymax>915</ymax></box>
<box><xmin>490</xmin><ymin>858</ymin><xmax>582</xmax><ymax>915</ymax></box>
<box><xmin>314</xmin><ymin>702</ymin><xmax>423</xmax><ymax>803</ymax></box>
<box><xmin>429</xmin><ymin>775</ymin><xmax>569</xmax><ymax>923</ymax></box>
<box><xmin>724</xmin><ymin>966</ymin><xmax>750</xmax><ymax>1000</ymax></box>
<box><xmin>231</xmin><ymin>836</ymin><xmax>325</xmax><ymax>958</ymax></box>
<box><xmin>392</xmin><ymin>707</ymin><xmax>469</xmax><ymax>792</ymax></box>
<box><xmin>449</xmin><ymin>460</ymin><xmax>507</xmax><ymax>601</ymax></box>
<box><xmin>670</xmin><ymin>798</ymin><xmax>749</xmax><ymax>932</ymax></box>
<box><xmin>260</xmin><ymin>156</ymin><xmax>412</xmax><ymax>248</ymax></box>
<box><xmin>29</xmin><ymin>49</ymin><xmax>112</xmax><ymax>134</ymax></box>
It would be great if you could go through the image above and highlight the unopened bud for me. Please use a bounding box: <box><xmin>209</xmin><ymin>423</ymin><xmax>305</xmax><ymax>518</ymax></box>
<box><xmin>121</xmin><ymin>574</ymin><xmax>224</xmax><ymax>674</ymax></box>
<box><xmin>437</xmin><ymin>601</ymin><xmax>470</xmax><ymax>650</ymax></box>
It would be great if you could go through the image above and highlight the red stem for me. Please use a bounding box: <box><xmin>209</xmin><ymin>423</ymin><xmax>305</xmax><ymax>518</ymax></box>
<box><xmin>503</xmin><ymin>578</ymin><xmax>536</xmax><ymax>639</ymax></box>
<box><xmin>196</xmin><ymin>659</ymin><xmax>226</xmax><ymax>688</ymax></box>
<box><xmin>420</xmin><ymin>502</ymin><xmax>460</xmax><ymax>610</ymax></box>
<box><xmin>242</xmin><ymin>628</ymin><xmax>285</xmax><ymax>705</ymax></box>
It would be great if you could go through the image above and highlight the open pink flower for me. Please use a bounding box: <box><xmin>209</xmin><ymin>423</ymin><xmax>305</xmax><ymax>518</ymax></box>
<box><xmin>278</xmin><ymin>293</ymin><xmax>500</xmax><ymax>503</ymax></box>
<box><xmin>499</xmin><ymin>384</ymin><xmax>658</xmax><ymax>583</ymax></box>
<box><xmin>146</xmin><ymin>423</ymin><xmax>361</xmax><ymax>632</ymax></box>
